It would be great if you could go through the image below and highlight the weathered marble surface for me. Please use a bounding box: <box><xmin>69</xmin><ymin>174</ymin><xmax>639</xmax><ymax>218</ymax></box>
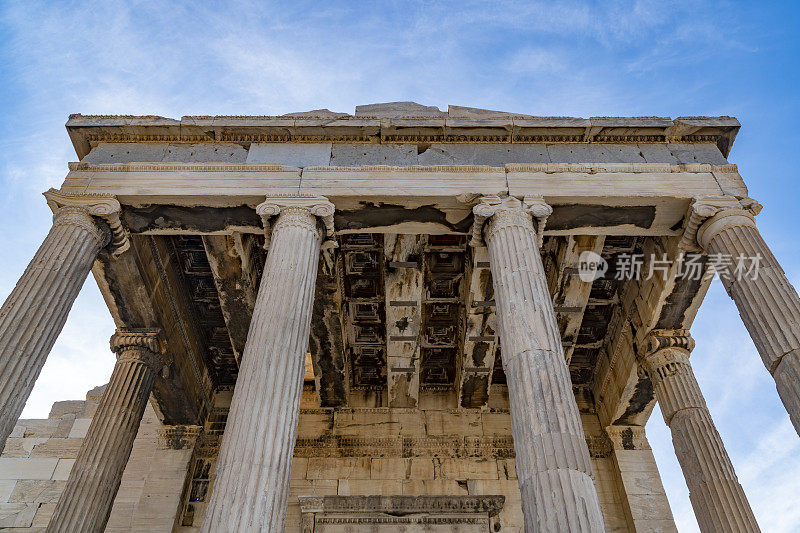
<box><xmin>48</xmin><ymin>329</ymin><xmax>164</xmax><ymax>533</ymax></box>
<box><xmin>683</xmin><ymin>196</ymin><xmax>800</xmax><ymax>436</ymax></box>
<box><xmin>78</xmin><ymin>141</ymin><xmax>730</xmax><ymax>167</ymax></box>
<box><xmin>201</xmin><ymin>199</ymin><xmax>331</xmax><ymax>532</ymax></box>
<box><xmin>0</xmin><ymin>207</ymin><xmax>109</xmax><ymax>453</ymax></box>
<box><xmin>10</xmin><ymin>104</ymin><xmax>796</xmax><ymax>533</ymax></box>
<box><xmin>641</xmin><ymin>330</ymin><xmax>759</xmax><ymax>533</ymax></box>
<box><xmin>477</xmin><ymin>196</ymin><xmax>605</xmax><ymax>532</ymax></box>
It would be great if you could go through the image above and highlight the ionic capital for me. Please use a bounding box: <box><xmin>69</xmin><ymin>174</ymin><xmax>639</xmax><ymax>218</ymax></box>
<box><xmin>639</xmin><ymin>328</ymin><xmax>694</xmax><ymax>378</ymax></box>
<box><xmin>43</xmin><ymin>189</ymin><xmax>129</xmax><ymax>256</ymax></box>
<box><xmin>109</xmin><ymin>328</ymin><xmax>164</xmax><ymax>371</ymax></box>
<box><xmin>51</xmin><ymin>207</ymin><xmax>111</xmax><ymax>248</ymax></box>
<box><xmin>256</xmin><ymin>195</ymin><xmax>335</xmax><ymax>249</ymax></box>
<box><xmin>471</xmin><ymin>195</ymin><xmax>552</xmax><ymax>247</ymax></box>
<box><xmin>679</xmin><ymin>195</ymin><xmax>762</xmax><ymax>252</ymax></box>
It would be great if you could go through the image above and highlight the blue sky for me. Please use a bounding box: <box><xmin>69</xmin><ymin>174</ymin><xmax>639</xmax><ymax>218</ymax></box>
<box><xmin>1</xmin><ymin>1</ymin><xmax>798</xmax><ymax>530</ymax></box>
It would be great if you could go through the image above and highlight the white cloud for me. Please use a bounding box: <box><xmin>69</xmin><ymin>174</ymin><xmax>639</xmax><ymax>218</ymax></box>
<box><xmin>0</xmin><ymin>2</ymin><xmax>797</xmax><ymax>531</ymax></box>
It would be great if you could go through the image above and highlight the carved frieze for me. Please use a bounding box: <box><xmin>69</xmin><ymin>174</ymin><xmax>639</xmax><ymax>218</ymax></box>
<box><xmin>298</xmin><ymin>495</ymin><xmax>504</xmax><ymax>532</ymax></box>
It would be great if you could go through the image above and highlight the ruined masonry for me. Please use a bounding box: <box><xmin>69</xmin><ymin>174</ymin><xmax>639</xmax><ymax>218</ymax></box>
<box><xmin>1</xmin><ymin>101</ymin><xmax>796</xmax><ymax>532</ymax></box>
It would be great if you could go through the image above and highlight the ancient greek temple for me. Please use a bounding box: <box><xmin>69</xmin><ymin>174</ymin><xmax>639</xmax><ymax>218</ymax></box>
<box><xmin>0</xmin><ymin>102</ymin><xmax>797</xmax><ymax>532</ymax></box>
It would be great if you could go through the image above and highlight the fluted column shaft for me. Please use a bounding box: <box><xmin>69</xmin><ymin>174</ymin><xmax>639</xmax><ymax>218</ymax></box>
<box><xmin>48</xmin><ymin>329</ymin><xmax>163</xmax><ymax>533</ymax></box>
<box><xmin>202</xmin><ymin>202</ymin><xmax>327</xmax><ymax>532</ymax></box>
<box><xmin>698</xmin><ymin>209</ymin><xmax>800</xmax><ymax>435</ymax></box>
<box><xmin>0</xmin><ymin>207</ymin><xmax>109</xmax><ymax>451</ymax></box>
<box><xmin>642</xmin><ymin>331</ymin><xmax>759</xmax><ymax>532</ymax></box>
<box><xmin>478</xmin><ymin>197</ymin><xmax>605</xmax><ymax>532</ymax></box>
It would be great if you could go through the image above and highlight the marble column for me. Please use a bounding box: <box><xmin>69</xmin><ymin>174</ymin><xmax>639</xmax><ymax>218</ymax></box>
<box><xmin>473</xmin><ymin>195</ymin><xmax>605</xmax><ymax>532</ymax></box>
<box><xmin>0</xmin><ymin>190</ymin><xmax>125</xmax><ymax>451</ymax></box>
<box><xmin>688</xmin><ymin>197</ymin><xmax>800</xmax><ymax>436</ymax></box>
<box><xmin>48</xmin><ymin>328</ymin><xmax>163</xmax><ymax>533</ymax></box>
<box><xmin>641</xmin><ymin>329</ymin><xmax>759</xmax><ymax>533</ymax></box>
<box><xmin>202</xmin><ymin>196</ymin><xmax>334</xmax><ymax>533</ymax></box>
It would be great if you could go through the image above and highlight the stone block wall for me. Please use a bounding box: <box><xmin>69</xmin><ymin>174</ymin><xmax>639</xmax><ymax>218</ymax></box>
<box><xmin>2</xmin><ymin>385</ymin><xmax>674</xmax><ymax>532</ymax></box>
<box><xmin>0</xmin><ymin>388</ymin><xmax>194</xmax><ymax>532</ymax></box>
<box><xmin>276</xmin><ymin>387</ymin><xmax>638</xmax><ymax>533</ymax></box>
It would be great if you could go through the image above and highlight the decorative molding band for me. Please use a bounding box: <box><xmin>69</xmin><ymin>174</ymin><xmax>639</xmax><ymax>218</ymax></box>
<box><xmin>604</xmin><ymin>424</ymin><xmax>651</xmax><ymax>451</ymax></box>
<box><xmin>43</xmin><ymin>188</ymin><xmax>129</xmax><ymax>256</ymax></box>
<box><xmin>304</xmin><ymin>164</ymin><xmax>501</xmax><ymax>173</ymax></box>
<box><xmin>506</xmin><ymin>162</ymin><xmax>739</xmax><ymax>174</ymax></box>
<box><xmin>293</xmin><ymin>434</ymin><xmax>607</xmax><ymax>459</ymax></box>
<box><xmin>585</xmin><ymin>434</ymin><xmax>614</xmax><ymax>458</ymax></box>
<box><xmin>67</xmin><ymin>161</ymin><xmax>738</xmax><ymax>174</ymax></box>
<box><xmin>298</xmin><ymin>495</ymin><xmax>505</xmax><ymax>516</ymax></box>
<box><xmin>221</xmin><ymin>134</ymin><xmax>373</xmax><ymax>143</ymax></box>
<box><xmin>79</xmin><ymin>133</ymin><xmax>734</xmax><ymax>146</ymax></box>
<box><xmin>294</xmin><ymin>435</ymin><xmax>517</xmax><ymax>458</ymax></box>
<box><xmin>383</xmin><ymin>134</ymin><xmax>511</xmax><ymax>143</ymax></box>
<box><xmin>68</xmin><ymin>162</ymin><xmax>297</xmax><ymax>172</ymax></box>
<box><xmin>678</xmin><ymin>195</ymin><xmax>762</xmax><ymax>252</ymax></box>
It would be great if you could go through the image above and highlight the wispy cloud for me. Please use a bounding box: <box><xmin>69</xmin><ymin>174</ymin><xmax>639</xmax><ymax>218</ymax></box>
<box><xmin>1</xmin><ymin>1</ymin><xmax>798</xmax><ymax>530</ymax></box>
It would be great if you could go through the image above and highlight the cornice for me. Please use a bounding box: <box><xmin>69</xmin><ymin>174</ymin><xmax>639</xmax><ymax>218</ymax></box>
<box><xmin>65</xmin><ymin>113</ymin><xmax>741</xmax><ymax>159</ymax></box>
